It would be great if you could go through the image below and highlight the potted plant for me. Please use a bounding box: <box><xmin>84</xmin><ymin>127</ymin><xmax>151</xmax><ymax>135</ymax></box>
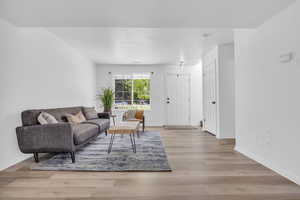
<box><xmin>98</xmin><ymin>87</ymin><xmax>114</xmax><ymax>113</ymax></box>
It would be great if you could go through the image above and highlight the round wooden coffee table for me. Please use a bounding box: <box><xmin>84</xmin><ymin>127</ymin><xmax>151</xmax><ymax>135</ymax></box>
<box><xmin>107</xmin><ymin>121</ymin><xmax>140</xmax><ymax>153</ymax></box>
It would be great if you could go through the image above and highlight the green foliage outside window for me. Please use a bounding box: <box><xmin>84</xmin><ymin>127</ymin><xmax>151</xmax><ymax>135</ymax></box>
<box><xmin>114</xmin><ymin>79</ymin><xmax>150</xmax><ymax>110</ymax></box>
<box><xmin>133</xmin><ymin>79</ymin><xmax>150</xmax><ymax>104</ymax></box>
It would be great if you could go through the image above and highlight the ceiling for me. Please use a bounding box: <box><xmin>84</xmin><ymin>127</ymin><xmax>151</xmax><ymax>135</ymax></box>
<box><xmin>0</xmin><ymin>0</ymin><xmax>295</xmax><ymax>65</ymax></box>
<box><xmin>47</xmin><ymin>28</ymin><xmax>233</xmax><ymax>65</ymax></box>
<box><xmin>0</xmin><ymin>0</ymin><xmax>295</xmax><ymax>28</ymax></box>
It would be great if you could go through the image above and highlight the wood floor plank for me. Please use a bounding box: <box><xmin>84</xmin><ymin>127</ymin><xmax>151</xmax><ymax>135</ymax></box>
<box><xmin>0</xmin><ymin>177</ymin><xmax>15</xmax><ymax>186</ymax></box>
<box><xmin>6</xmin><ymin>178</ymin><xmax>115</xmax><ymax>188</ymax></box>
<box><xmin>0</xmin><ymin>128</ymin><xmax>300</xmax><ymax>199</ymax></box>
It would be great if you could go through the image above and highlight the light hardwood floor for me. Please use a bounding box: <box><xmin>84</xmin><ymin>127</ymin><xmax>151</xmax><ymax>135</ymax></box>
<box><xmin>1</xmin><ymin>128</ymin><xmax>300</xmax><ymax>199</ymax></box>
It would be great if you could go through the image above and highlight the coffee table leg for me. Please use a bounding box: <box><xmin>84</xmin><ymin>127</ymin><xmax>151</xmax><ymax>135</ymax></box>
<box><xmin>129</xmin><ymin>134</ymin><xmax>134</xmax><ymax>153</ymax></box>
<box><xmin>133</xmin><ymin>133</ymin><xmax>136</xmax><ymax>153</ymax></box>
<box><xmin>129</xmin><ymin>134</ymin><xmax>136</xmax><ymax>153</ymax></box>
<box><xmin>108</xmin><ymin>133</ymin><xmax>115</xmax><ymax>154</ymax></box>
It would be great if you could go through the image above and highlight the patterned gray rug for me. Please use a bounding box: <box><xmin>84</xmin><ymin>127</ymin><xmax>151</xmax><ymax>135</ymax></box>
<box><xmin>32</xmin><ymin>131</ymin><xmax>172</xmax><ymax>172</ymax></box>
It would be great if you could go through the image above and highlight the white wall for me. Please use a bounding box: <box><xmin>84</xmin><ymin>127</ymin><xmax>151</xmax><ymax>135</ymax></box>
<box><xmin>95</xmin><ymin>64</ymin><xmax>203</xmax><ymax>126</ymax></box>
<box><xmin>0</xmin><ymin>19</ymin><xmax>96</xmax><ymax>170</ymax></box>
<box><xmin>219</xmin><ymin>44</ymin><xmax>235</xmax><ymax>139</ymax></box>
<box><xmin>234</xmin><ymin>1</ymin><xmax>300</xmax><ymax>184</ymax></box>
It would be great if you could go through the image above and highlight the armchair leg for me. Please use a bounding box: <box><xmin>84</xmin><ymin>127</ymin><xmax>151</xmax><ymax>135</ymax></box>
<box><xmin>70</xmin><ymin>152</ymin><xmax>75</xmax><ymax>163</ymax></box>
<box><xmin>143</xmin><ymin>120</ymin><xmax>145</xmax><ymax>132</ymax></box>
<box><xmin>33</xmin><ymin>153</ymin><xmax>39</xmax><ymax>163</ymax></box>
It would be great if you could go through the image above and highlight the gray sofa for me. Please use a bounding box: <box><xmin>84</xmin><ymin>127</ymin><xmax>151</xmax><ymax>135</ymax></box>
<box><xmin>16</xmin><ymin>106</ymin><xmax>110</xmax><ymax>163</ymax></box>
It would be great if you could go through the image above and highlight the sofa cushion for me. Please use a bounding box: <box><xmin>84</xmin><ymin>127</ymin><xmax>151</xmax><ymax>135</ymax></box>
<box><xmin>135</xmin><ymin>110</ymin><xmax>144</xmax><ymax>120</ymax></box>
<box><xmin>37</xmin><ymin>112</ymin><xmax>58</xmax><ymax>125</ymax></box>
<box><xmin>85</xmin><ymin>118</ymin><xmax>110</xmax><ymax>133</ymax></box>
<box><xmin>125</xmin><ymin>110</ymin><xmax>136</xmax><ymax>119</ymax></box>
<box><xmin>82</xmin><ymin>107</ymin><xmax>98</xmax><ymax>120</ymax></box>
<box><xmin>72</xmin><ymin>123</ymin><xmax>99</xmax><ymax>145</ymax></box>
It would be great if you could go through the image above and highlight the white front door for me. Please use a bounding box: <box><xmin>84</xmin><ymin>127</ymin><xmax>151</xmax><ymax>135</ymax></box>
<box><xmin>203</xmin><ymin>58</ymin><xmax>217</xmax><ymax>134</ymax></box>
<box><xmin>165</xmin><ymin>73</ymin><xmax>191</xmax><ymax>126</ymax></box>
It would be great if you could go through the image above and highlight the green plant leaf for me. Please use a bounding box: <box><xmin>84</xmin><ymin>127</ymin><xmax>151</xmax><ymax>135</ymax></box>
<box><xmin>98</xmin><ymin>87</ymin><xmax>115</xmax><ymax>111</ymax></box>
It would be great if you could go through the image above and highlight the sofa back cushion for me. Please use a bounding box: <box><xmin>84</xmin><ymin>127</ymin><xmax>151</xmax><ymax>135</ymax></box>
<box><xmin>124</xmin><ymin>110</ymin><xmax>136</xmax><ymax>120</ymax></box>
<box><xmin>135</xmin><ymin>110</ymin><xmax>144</xmax><ymax>120</ymax></box>
<box><xmin>21</xmin><ymin>106</ymin><xmax>83</xmax><ymax>126</ymax></box>
<box><xmin>82</xmin><ymin>107</ymin><xmax>98</xmax><ymax>120</ymax></box>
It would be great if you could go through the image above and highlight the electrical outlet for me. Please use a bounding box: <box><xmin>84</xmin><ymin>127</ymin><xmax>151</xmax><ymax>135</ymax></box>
<box><xmin>265</xmin><ymin>129</ymin><xmax>271</xmax><ymax>145</ymax></box>
<box><xmin>280</xmin><ymin>52</ymin><xmax>294</xmax><ymax>63</ymax></box>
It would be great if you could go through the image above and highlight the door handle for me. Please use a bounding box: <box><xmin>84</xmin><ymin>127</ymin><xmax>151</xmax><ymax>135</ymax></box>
<box><xmin>211</xmin><ymin>101</ymin><xmax>216</xmax><ymax>104</ymax></box>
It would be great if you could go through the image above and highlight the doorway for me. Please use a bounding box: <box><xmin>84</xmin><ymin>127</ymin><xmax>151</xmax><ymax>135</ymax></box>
<box><xmin>203</xmin><ymin>57</ymin><xmax>218</xmax><ymax>135</ymax></box>
<box><xmin>165</xmin><ymin>73</ymin><xmax>191</xmax><ymax>126</ymax></box>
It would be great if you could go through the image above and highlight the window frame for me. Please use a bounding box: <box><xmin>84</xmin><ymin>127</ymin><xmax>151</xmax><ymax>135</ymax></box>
<box><xmin>112</xmin><ymin>74</ymin><xmax>151</xmax><ymax>110</ymax></box>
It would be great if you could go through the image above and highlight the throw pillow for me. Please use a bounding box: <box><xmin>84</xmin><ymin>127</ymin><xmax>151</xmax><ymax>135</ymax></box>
<box><xmin>65</xmin><ymin>111</ymin><xmax>86</xmax><ymax>124</ymax></box>
<box><xmin>135</xmin><ymin>110</ymin><xmax>144</xmax><ymax>120</ymax></box>
<box><xmin>77</xmin><ymin>111</ymin><xmax>87</xmax><ymax>122</ymax></box>
<box><xmin>37</xmin><ymin>112</ymin><xmax>58</xmax><ymax>125</ymax></box>
<box><xmin>82</xmin><ymin>107</ymin><xmax>98</xmax><ymax>120</ymax></box>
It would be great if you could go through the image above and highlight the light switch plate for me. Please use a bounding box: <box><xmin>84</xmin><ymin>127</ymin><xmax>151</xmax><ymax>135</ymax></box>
<box><xmin>280</xmin><ymin>52</ymin><xmax>294</xmax><ymax>63</ymax></box>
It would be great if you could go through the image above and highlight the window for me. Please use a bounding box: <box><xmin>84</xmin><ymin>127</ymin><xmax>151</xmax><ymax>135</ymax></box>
<box><xmin>113</xmin><ymin>74</ymin><xmax>151</xmax><ymax>110</ymax></box>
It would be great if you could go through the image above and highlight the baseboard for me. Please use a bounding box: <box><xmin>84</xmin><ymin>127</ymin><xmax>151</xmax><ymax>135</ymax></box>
<box><xmin>2</xmin><ymin>153</ymin><xmax>50</xmax><ymax>172</ymax></box>
<box><xmin>163</xmin><ymin>125</ymin><xmax>198</xmax><ymax>130</ymax></box>
<box><xmin>235</xmin><ymin>145</ymin><xmax>300</xmax><ymax>185</ymax></box>
<box><xmin>145</xmin><ymin>126</ymin><xmax>164</xmax><ymax>128</ymax></box>
<box><xmin>218</xmin><ymin>138</ymin><xmax>235</xmax><ymax>145</ymax></box>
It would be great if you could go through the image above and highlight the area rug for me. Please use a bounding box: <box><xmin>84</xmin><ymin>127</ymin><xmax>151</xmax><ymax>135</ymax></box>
<box><xmin>32</xmin><ymin>131</ymin><xmax>172</xmax><ymax>172</ymax></box>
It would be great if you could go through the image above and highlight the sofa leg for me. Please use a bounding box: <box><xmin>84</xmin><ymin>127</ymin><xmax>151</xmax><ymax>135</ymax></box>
<box><xmin>70</xmin><ymin>152</ymin><xmax>75</xmax><ymax>163</ymax></box>
<box><xmin>33</xmin><ymin>153</ymin><xmax>39</xmax><ymax>163</ymax></box>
